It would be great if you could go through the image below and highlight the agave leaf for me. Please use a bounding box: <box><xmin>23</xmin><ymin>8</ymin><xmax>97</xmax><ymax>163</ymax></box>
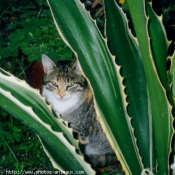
<box><xmin>0</xmin><ymin>68</ymin><xmax>74</xmax><ymax>144</ymax></box>
<box><xmin>146</xmin><ymin>2</ymin><xmax>169</xmax><ymax>85</ymax></box>
<box><xmin>169</xmin><ymin>52</ymin><xmax>175</xmax><ymax>97</ymax></box>
<box><xmin>47</xmin><ymin>0</ymin><xmax>144</xmax><ymax>174</ymax></box>
<box><xmin>127</xmin><ymin>0</ymin><xmax>173</xmax><ymax>174</ymax></box>
<box><xmin>104</xmin><ymin>0</ymin><xmax>155</xmax><ymax>170</ymax></box>
<box><xmin>0</xmin><ymin>69</ymin><xmax>95</xmax><ymax>174</ymax></box>
<box><xmin>146</xmin><ymin>2</ymin><xmax>174</xmax><ymax>106</ymax></box>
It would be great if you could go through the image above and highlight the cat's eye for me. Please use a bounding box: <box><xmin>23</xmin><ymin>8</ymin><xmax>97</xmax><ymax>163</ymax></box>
<box><xmin>67</xmin><ymin>82</ymin><xmax>75</xmax><ymax>87</ymax></box>
<box><xmin>51</xmin><ymin>82</ymin><xmax>58</xmax><ymax>87</ymax></box>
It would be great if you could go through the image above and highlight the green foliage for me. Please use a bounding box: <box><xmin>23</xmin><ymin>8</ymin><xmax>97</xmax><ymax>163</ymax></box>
<box><xmin>47</xmin><ymin>0</ymin><xmax>175</xmax><ymax>174</ymax></box>
<box><xmin>0</xmin><ymin>0</ymin><xmax>73</xmax><ymax>68</ymax></box>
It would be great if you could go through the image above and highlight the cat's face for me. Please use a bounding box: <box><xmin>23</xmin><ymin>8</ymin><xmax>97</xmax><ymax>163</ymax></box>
<box><xmin>42</xmin><ymin>54</ymin><xmax>86</xmax><ymax>101</ymax></box>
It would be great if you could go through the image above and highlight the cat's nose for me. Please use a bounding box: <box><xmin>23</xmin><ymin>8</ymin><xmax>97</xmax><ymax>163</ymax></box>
<box><xmin>58</xmin><ymin>88</ymin><xmax>65</xmax><ymax>99</ymax></box>
<box><xmin>59</xmin><ymin>94</ymin><xmax>65</xmax><ymax>99</ymax></box>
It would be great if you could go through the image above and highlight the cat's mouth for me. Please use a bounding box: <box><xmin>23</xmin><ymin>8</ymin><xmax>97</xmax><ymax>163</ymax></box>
<box><xmin>55</xmin><ymin>94</ymin><xmax>71</xmax><ymax>100</ymax></box>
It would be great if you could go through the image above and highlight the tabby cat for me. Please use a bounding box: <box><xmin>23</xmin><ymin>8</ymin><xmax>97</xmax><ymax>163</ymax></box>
<box><xmin>41</xmin><ymin>54</ymin><xmax>117</xmax><ymax>169</ymax></box>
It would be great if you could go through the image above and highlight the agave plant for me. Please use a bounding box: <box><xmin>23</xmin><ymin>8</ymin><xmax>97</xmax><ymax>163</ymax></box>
<box><xmin>0</xmin><ymin>0</ymin><xmax>175</xmax><ymax>174</ymax></box>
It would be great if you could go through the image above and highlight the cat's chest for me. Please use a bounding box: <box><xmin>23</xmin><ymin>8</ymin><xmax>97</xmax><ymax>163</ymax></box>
<box><xmin>53</xmin><ymin>96</ymin><xmax>79</xmax><ymax>114</ymax></box>
<box><xmin>42</xmin><ymin>89</ymin><xmax>80</xmax><ymax>114</ymax></box>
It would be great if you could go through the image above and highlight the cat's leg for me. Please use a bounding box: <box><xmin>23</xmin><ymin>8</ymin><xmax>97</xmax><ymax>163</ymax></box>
<box><xmin>70</xmin><ymin>121</ymin><xmax>93</xmax><ymax>144</ymax></box>
<box><xmin>84</xmin><ymin>143</ymin><xmax>117</xmax><ymax>167</ymax></box>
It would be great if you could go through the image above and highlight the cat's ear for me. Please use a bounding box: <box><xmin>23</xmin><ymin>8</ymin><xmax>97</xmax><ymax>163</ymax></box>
<box><xmin>42</xmin><ymin>54</ymin><xmax>56</xmax><ymax>73</ymax></box>
<box><xmin>72</xmin><ymin>61</ymin><xmax>81</xmax><ymax>73</ymax></box>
